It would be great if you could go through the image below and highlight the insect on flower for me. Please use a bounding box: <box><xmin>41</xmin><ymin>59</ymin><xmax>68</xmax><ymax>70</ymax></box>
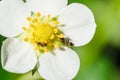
<box><xmin>0</xmin><ymin>0</ymin><xmax>96</xmax><ymax>80</ymax></box>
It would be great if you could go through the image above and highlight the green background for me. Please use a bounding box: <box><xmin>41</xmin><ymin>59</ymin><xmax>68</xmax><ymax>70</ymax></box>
<box><xmin>0</xmin><ymin>0</ymin><xmax>120</xmax><ymax>80</ymax></box>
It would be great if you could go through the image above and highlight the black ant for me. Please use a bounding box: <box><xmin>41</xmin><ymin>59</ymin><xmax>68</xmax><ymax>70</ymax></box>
<box><xmin>37</xmin><ymin>42</ymin><xmax>47</xmax><ymax>47</ymax></box>
<box><xmin>61</xmin><ymin>38</ymin><xmax>74</xmax><ymax>46</ymax></box>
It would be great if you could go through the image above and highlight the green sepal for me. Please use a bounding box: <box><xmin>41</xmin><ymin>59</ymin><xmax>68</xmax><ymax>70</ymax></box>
<box><xmin>51</xmin><ymin>16</ymin><xmax>59</xmax><ymax>21</ymax></box>
<box><xmin>31</xmin><ymin>11</ymin><xmax>35</xmax><ymax>16</ymax></box>
<box><xmin>59</xmin><ymin>47</ymin><xmax>65</xmax><ymax>51</ymax></box>
<box><xmin>22</xmin><ymin>0</ymin><xmax>26</xmax><ymax>3</ymax></box>
<box><xmin>32</xmin><ymin>65</ymin><xmax>38</xmax><ymax>76</ymax></box>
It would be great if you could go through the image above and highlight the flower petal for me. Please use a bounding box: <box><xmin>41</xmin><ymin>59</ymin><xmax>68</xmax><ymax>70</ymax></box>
<box><xmin>59</xmin><ymin>3</ymin><xmax>96</xmax><ymax>46</ymax></box>
<box><xmin>1</xmin><ymin>38</ymin><xmax>37</xmax><ymax>73</ymax></box>
<box><xmin>26</xmin><ymin>0</ymin><xmax>68</xmax><ymax>16</ymax></box>
<box><xmin>0</xmin><ymin>0</ymin><xmax>30</xmax><ymax>37</ymax></box>
<box><xmin>38</xmin><ymin>47</ymin><xmax>80</xmax><ymax>80</ymax></box>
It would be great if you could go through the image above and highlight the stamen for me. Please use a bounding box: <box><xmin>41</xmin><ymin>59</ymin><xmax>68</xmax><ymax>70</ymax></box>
<box><xmin>30</xmin><ymin>24</ymin><xmax>35</xmax><ymax>28</ymax></box>
<box><xmin>58</xmin><ymin>34</ymin><xmax>64</xmax><ymax>38</ymax></box>
<box><xmin>33</xmin><ymin>18</ymin><xmax>38</xmax><ymax>22</ymax></box>
<box><xmin>45</xmin><ymin>48</ymin><xmax>48</xmax><ymax>52</ymax></box>
<box><xmin>36</xmin><ymin>12</ymin><xmax>41</xmax><ymax>17</ymax></box>
<box><xmin>22</xmin><ymin>12</ymin><xmax>70</xmax><ymax>53</ymax></box>
<box><xmin>53</xmin><ymin>28</ymin><xmax>58</xmax><ymax>33</ymax></box>
<box><xmin>54</xmin><ymin>45</ymin><xmax>59</xmax><ymax>48</ymax></box>
<box><xmin>47</xmin><ymin>14</ymin><xmax>51</xmax><ymax>19</ymax></box>
<box><xmin>50</xmin><ymin>34</ymin><xmax>55</xmax><ymax>40</ymax></box>
<box><xmin>42</xmin><ymin>39</ymin><xmax>48</xmax><ymax>44</ymax></box>
<box><xmin>22</xmin><ymin>27</ymin><xmax>27</xmax><ymax>30</ymax></box>
<box><xmin>54</xmin><ymin>21</ymin><xmax>59</xmax><ymax>25</ymax></box>
<box><xmin>34</xmin><ymin>47</ymin><xmax>39</xmax><ymax>50</ymax></box>
<box><xmin>45</xmin><ymin>23</ymin><xmax>50</xmax><ymax>27</ymax></box>
<box><xmin>24</xmin><ymin>38</ymin><xmax>28</xmax><ymax>42</ymax></box>
<box><xmin>27</xmin><ymin>17</ymin><xmax>32</xmax><ymax>22</ymax></box>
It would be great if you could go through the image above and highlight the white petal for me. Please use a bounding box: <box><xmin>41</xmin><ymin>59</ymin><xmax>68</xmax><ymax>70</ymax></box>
<box><xmin>1</xmin><ymin>38</ymin><xmax>37</xmax><ymax>73</ymax></box>
<box><xmin>26</xmin><ymin>0</ymin><xmax>68</xmax><ymax>16</ymax></box>
<box><xmin>0</xmin><ymin>0</ymin><xmax>30</xmax><ymax>37</ymax></box>
<box><xmin>59</xmin><ymin>3</ymin><xmax>96</xmax><ymax>46</ymax></box>
<box><xmin>38</xmin><ymin>47</ymin><xmax>80</xmax><ymax>80</ymax></box>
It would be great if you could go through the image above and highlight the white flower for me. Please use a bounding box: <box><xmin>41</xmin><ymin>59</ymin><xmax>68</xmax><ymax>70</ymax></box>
<box><xmin>0</xmin><ymin>0</ymin><xmax>96</xmax><ymax>80</ymax></box>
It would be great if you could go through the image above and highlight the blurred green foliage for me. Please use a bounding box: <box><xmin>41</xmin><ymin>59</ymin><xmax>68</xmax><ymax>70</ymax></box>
<box><xmin>0</xmin><ymin>0</ymin><xmax>120</xmax><ymax>80</ymax></box>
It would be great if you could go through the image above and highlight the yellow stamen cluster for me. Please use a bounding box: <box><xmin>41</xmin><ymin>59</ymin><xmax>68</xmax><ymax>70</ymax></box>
<box><xmin>22</xmin><ymin>12</ymin><xmax>65</xmax><ymax>53</ymax></box>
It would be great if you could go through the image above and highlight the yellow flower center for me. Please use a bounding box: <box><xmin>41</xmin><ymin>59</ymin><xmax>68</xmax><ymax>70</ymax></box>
<box><xmin>21</xmin><ymin>12</ymin><xmax>67</xmax><ymax>53</ymax></box>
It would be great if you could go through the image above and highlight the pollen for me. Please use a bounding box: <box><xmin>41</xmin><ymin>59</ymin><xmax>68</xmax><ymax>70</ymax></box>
<box><xmin>53</xmin><ymin>28</ymin><xmax>58</xmax><ymax>33</ymax></box>
<box><xmin>21</xmin><ymin>12</ymin><xmax>67</xmax><ymax>53</ymax></box>
<box><xmin>58</xmin><ymin>34</ymin><xmax>64</xmax><ymax>38</ymax></box>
